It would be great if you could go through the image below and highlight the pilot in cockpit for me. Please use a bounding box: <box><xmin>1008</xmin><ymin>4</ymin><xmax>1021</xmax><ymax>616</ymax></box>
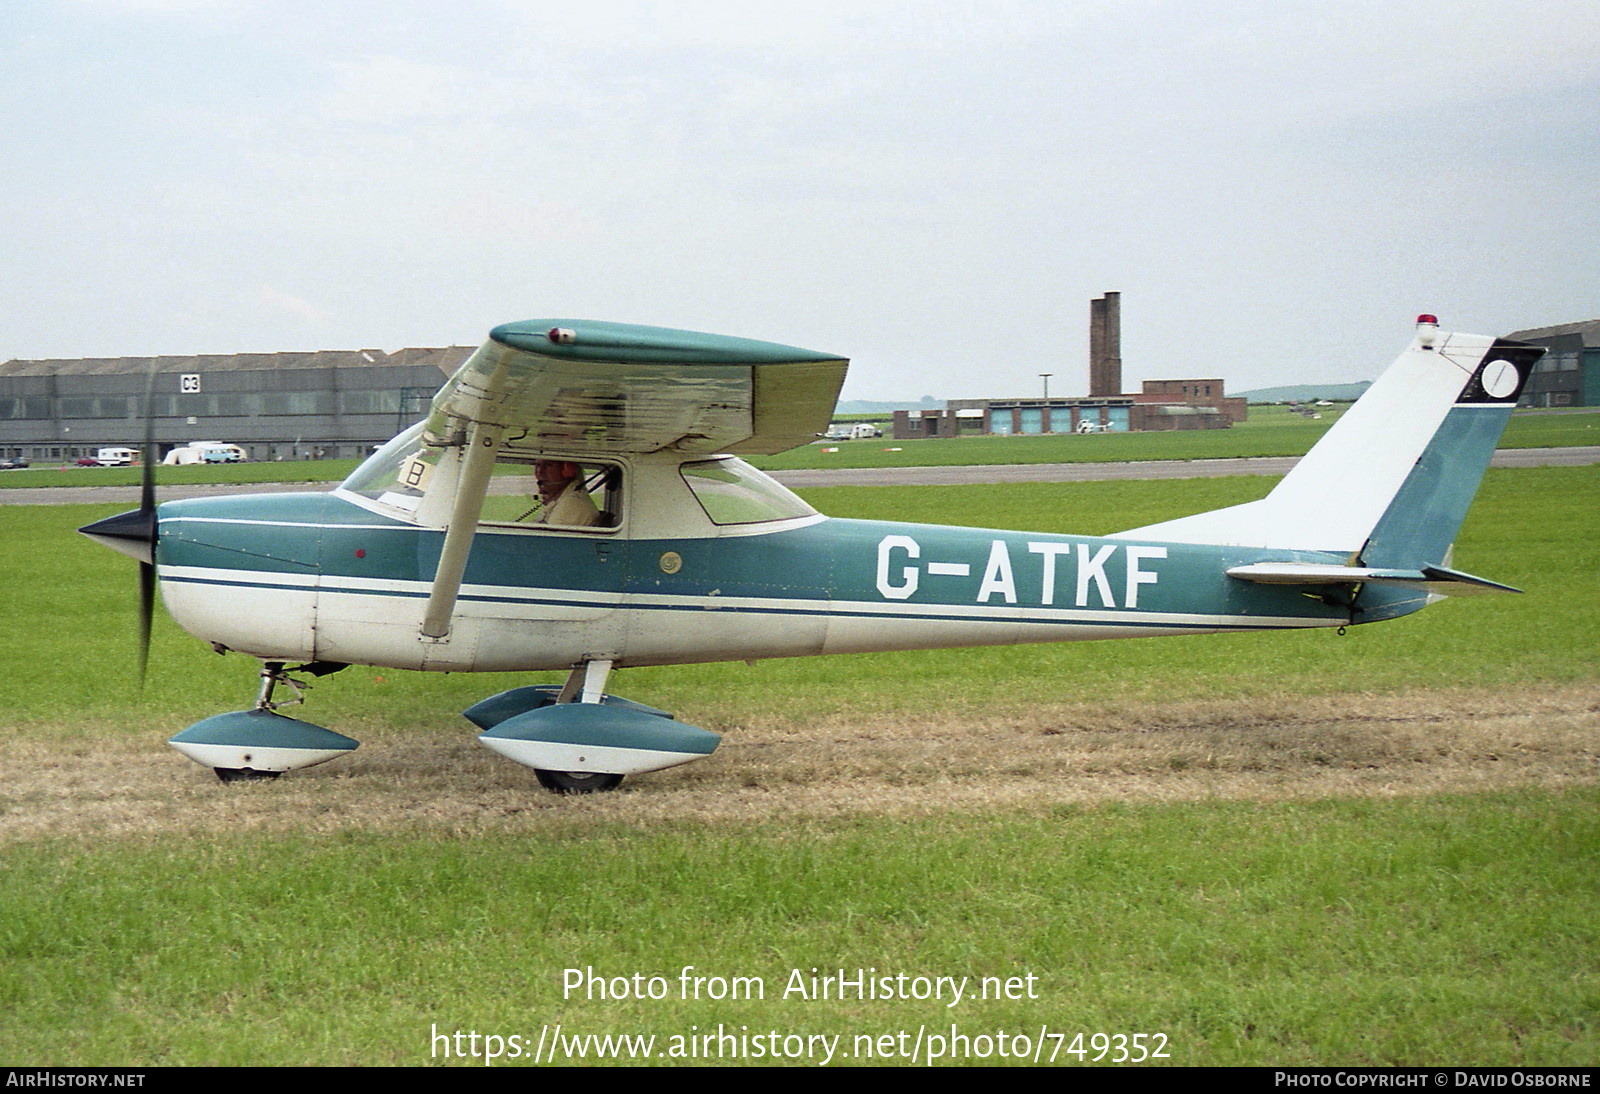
<box><xmin>533</xmin><ymin>460</ymin><xmax>601</xmax><ymax>527</ymax></box>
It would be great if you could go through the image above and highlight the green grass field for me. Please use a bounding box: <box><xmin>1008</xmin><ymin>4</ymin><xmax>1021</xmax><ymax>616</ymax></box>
<box><xmin>1</xmin><ymin>467</ymin><xmax>1596</xmax><ymax>1066</ymax></box>
<box><xmin>7</xmin><ymin>467</ymin><xmax>1594</xmax><ymax>727</ymax></box>
<box><xmin>5</xmin><ymin>791</ymin><xmax>1594</xmax><ymax>1066</ymax></box>
<box><xmin>0</xmin><ymin>456</ymin><xmax>367</xmax><ymax>491</ymax></box>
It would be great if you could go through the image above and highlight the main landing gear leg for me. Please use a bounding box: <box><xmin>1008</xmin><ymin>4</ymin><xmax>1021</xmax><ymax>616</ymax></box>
<box><xmin>468</xmin><ymin>659</ymin><xmax>721</xmax><ymax>793</ymax></box>
<box><xmin>555</xmin><ymin>658</ymin><xmax>613</xmax><ymax>705</ymax></box>
<box><xmin>540</xmin><ymin>661</ymin><xmax>624</xmax><ymax>793</ymax></box>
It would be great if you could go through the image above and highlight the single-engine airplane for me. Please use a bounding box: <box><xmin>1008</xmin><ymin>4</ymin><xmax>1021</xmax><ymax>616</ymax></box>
<box><xmin>80</xmin><ymin>315</ymin><xmax>1541</xmax><ymax>792</ymax></box>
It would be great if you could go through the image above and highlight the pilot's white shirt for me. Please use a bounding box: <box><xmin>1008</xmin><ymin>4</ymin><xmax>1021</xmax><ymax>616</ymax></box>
<box><xmin>540</xmin><ymin>483</ymin><xmax>601</xmax><ymax>527</ymax></box>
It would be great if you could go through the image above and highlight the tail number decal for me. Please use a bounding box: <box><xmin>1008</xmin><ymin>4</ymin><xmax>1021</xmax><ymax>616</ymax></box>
<box><xmin>876</xmin><ymin>535</ymin><xmax>922</xmax><ymax>599</ymax></box>
<box><xmin>876</xmin><ymin>535</ymin><xmax>1166</xmax><ymax>608</ymax></box>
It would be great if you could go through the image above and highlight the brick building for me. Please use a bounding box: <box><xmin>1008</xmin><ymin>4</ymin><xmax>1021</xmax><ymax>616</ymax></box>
<box><xmin>892</xmin><ymin>293</ymin><xmax>1246</xmax><ymax>439</ymax></box>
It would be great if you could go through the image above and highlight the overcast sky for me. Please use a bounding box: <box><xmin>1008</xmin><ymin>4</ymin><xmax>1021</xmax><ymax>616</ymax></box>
<box><xmin>3</xmin><ymin>0</ymin><xmax>1596</xmax><ymax>399</ymax></box>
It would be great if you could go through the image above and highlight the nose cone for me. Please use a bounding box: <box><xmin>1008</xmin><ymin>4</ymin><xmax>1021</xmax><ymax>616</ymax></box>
<box><xmin>79</xmin><ymin>508</ymin><xmax>156</xmax><ymax>564</ymax></box>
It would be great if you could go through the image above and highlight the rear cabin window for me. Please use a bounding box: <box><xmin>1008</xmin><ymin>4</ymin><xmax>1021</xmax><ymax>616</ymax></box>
<box><xmin>679</xmin><ymin>458</ymin><xmax>816</xmax><ymax>525</ymax></box>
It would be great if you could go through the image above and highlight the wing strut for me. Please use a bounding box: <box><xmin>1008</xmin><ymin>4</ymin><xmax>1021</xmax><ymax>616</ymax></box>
<box><xmin>420</xmin><ymin>423</ymin><xmax>502</xmax><ymax>640</ymax></box>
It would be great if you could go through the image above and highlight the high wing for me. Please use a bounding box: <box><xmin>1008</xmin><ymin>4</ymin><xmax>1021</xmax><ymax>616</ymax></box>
<box><xmin>424</xmin><ymin>319</ymin><xmax>849</xmax><ymax>457</ymax></box>
<box><xmin>417</xmin><ymin>319</ymin><xmax>848</xmax><ymax>639</ymax></box>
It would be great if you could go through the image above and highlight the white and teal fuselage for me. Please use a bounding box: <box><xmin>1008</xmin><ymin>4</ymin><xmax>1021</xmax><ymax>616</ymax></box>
<box><xmin>154</xmin><ymin>469</ymin><xmax>1388</xmax><ymax>676</ymax></box>
<box><xmin>154</xmin><ymin>326</ymin><xmax>1540</xmax><ymax>675</ymax></box>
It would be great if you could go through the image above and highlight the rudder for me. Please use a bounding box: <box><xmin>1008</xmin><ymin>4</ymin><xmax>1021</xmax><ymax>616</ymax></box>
<box><xmin>1357</xmin><ymin>337</ymin><xmax>1542</xmax><ymax>569</ymax></box>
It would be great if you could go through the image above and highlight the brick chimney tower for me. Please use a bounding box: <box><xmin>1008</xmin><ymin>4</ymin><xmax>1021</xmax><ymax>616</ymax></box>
<box><xmin>1089</xmin><ymin>291</ymin><xmax>1122</xmax><ymax>397</ymax></box>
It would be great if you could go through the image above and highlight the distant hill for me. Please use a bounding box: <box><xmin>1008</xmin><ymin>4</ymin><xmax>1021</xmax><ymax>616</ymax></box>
<box><xmin>839</xmin><ymin>384</ymin><xmax>1378</xmax><ymax>411</ymax></box>
<box><xmin>1236</xmin><ymin>381</ymin><xmax>1371</xmax><ymax>404</ymax></box>
<box><xmin>834</xmin><ymin>397</ymin><xmax>943</xmax><ymax>415</ymax></box>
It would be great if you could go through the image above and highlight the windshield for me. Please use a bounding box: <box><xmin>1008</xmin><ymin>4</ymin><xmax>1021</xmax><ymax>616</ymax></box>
<box><xmin>340</xmin><ymin>422</ymin><xmax>436</xmax><ymax>513</ymax></box>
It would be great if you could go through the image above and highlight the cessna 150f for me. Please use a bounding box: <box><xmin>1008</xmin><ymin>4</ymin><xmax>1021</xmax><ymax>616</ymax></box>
<box><xmin>80</xmin><ymin>315</ymin><xmax>1541</xmax><ymax>792</ymax></box>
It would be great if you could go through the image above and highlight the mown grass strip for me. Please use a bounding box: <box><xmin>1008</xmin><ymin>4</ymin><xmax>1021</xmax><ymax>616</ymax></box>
<box><xmin>0</xmin><ymin>790</ymin><xmax>1593</xmax><ymax>1065</ymax></box>
<box><xmin>752</xmin><ymin>410</ymin><xmax>1600</xmax><ymax>471</ymax></box>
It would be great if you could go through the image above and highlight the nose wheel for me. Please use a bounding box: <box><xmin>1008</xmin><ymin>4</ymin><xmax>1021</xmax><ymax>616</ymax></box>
<box><xmin>169</xmin><ymin>661</ymin><xmax>358</xmax><ymax>781</ymax></box>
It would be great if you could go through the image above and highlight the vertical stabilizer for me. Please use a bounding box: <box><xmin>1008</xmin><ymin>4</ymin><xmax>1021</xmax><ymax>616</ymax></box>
<box><xmin>1114</xmin><ymin>319</ymin><xmax>1543</xmax><ymax>556</ymax></box>
<box><xmin>1357</xmin><ymin>336</ymin><xmax>1542</xmax><ymax>568</ymax></box>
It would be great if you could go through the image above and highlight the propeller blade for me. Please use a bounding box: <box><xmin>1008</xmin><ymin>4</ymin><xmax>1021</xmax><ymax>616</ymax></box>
<box><xmin>138</xmin><ymin>557</ymin><xmax>154</xmax><ymax>685</ymax></box>
<box><xmin>140</xmin><ymin>406</ymin><xmax>156</xmax><ymax>517</ymax></box>
<box><xmin>137</xmin><ymin>364</ymin><xmax>158</xmax><ymax>685</ymax></box>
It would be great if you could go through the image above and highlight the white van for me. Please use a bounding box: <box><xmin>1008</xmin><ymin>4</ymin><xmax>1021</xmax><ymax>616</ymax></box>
<box><xmin>163</xmin><ymin>442</ymin><xmax>246</xmax><ymax>466</ymax></box>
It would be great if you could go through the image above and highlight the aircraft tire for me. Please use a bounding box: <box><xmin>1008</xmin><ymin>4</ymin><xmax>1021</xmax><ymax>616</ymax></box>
<box><xmin>534</xmin><ymin>769</ymin><xmax>624</xmax><ymax>794</ymax></box>
<box><xmin>213</xmin><ymin>768</ymin><xmax>281</xmax><ymax>783</ymax></box>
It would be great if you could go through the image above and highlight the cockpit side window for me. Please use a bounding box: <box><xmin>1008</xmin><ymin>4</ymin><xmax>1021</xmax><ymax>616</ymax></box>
<box><xmin>479</xmin><ymin>457</ymin><xmax>622</xmax><ymax>530</ymax></box>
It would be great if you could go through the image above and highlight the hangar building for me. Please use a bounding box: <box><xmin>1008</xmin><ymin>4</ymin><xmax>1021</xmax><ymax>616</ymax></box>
<box><xmin>1506</xmin><ymin>319</ymin><xmax>1599</xmax><ymax>408</ymax></box>
<box><xmin>0</xmin><ymin>347</ymin><xmax>471</xmax><ymax>464</ymax></box>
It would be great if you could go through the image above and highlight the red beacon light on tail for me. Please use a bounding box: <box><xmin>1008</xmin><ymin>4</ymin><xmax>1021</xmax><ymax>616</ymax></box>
<box><xmin>1415</xmin><ymin>313</ymin><xmax>1439</xmax><ymax>348</ymax></box>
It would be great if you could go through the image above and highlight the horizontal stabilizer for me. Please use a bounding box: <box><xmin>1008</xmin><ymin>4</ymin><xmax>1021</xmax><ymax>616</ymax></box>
<box><xmin>1226</xmin><ymin>562</ymin><xmax>1520</xmax><ymax>595</ymax></box>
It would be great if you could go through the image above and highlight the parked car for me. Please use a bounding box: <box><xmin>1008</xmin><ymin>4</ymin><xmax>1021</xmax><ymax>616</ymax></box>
<box><xmin>0</xmin><ymin>456</ymin><xmax>29</xmax><ymax>470</ymax></box>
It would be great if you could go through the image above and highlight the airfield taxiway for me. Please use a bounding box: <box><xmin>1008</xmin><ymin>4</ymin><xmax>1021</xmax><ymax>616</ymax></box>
<box><xmin>8</xmin><ymin>445</ymin><xmax>1597</xmax><ymax>505</ymax></box>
